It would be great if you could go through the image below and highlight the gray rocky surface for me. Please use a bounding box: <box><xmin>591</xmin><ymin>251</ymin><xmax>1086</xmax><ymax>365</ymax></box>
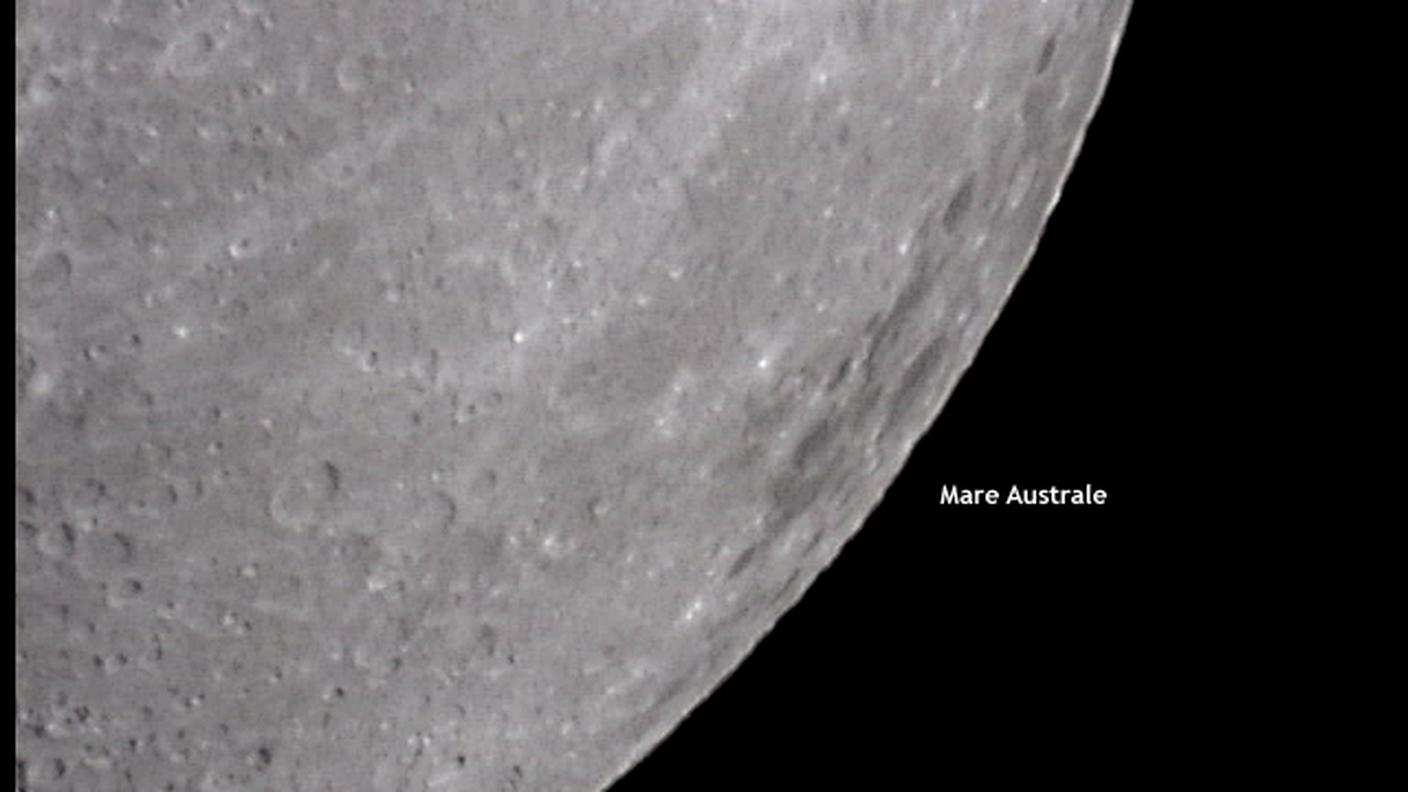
<box><xmin>16</xmin><ymin>2</ymin><xmax>1129</xmax><ymax>789</ymax></box>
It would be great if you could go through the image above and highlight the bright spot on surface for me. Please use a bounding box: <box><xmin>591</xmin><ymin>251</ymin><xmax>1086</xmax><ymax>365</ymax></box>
<box><xmin>680</xmin><ymin>596</ymin><xmax>706</xmax><ymax>624</ymax></box>
<box><xmin>27</xmin><ymin>371</ymin><xmax>54</xmax><ymax>398</ymax></box>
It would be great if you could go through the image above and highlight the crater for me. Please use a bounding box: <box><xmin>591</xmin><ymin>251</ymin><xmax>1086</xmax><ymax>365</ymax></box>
<box><xmin>942</xmin><ymin>173</ymin><xmax>979</xmax><ymax>235</ymax></box>
<box><xmin>270</xmin><ymin>460</ymin><xmax>341</xmax><ymax>530</ymax></box>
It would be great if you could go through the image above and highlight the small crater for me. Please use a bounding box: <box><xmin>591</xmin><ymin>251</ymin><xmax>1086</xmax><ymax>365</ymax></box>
<box><xmin>159</xmin><ymin>29</ymin><xmax>219</xmax><ymax>80</ymax></box>
<box><xmin>335</xmin><ymin>53</ymin><xmax>378</xmax><ymax>94</ymax></box>
<box><xmin>313</xmin><ymin>141</ymin><xmax>372</xmax><ymax>188</ymax></box>
<box><xmin>846</xmin><ymin>380</ymin><xmax>885</xmax><ymax>432</ymax></box>
<box><xmin>127</xmin><ymin>480</ymin><xmax>179</xmax><ymax>517</ymax></box>
<box><xmin>107</xmin><ymin>577</ymin><xmax>145</xmax><ymax>608</ymax></box>
<box><xmin>409</xmin><ymin>490</ymin><xmax>457</xmax><ymax>534</ymax></box>
<box><xmin>476</xmin><ymin>624</ymin><xmax>499</xmax><ymax>659</ymax></box>
<box><xmin>16</xmin><ymin>483</ymin><xmax>38</xmax><ymax>516</ymax></box>
<box><xmin>793</xmin><ymin>417</ymin><xmax>840</xmax><ymax>473</ymax></box>
<box><xmin>768</xmin><ymin>570</ymin><xmax>804</xmax><ymax>608</ymax></box>
<box><xmin>15</xmin><ymin>348</ymin><xmax>38</xmax><ymax>407</ymax></box>
<box><xmin>767</xmin><ymin>467</ymin><xmax>830</xmax><ymax>536</ymax></box>
<box><xmin>1037</xmin><ymin>34</ymin><xmax>1057</xmax><ymax>75</ymax></box>
<box><xmin>226</xmin><ymin>237</ymin><xmax>258</xmax><ymax>260</ymax></box>
<box><xmin>61</xmin><ymin>478</ymin><xmax>110</xmax><ymax>517</ymax></box>
<box><xmin>252</xmin><ymin>744</ymin><xmax>274</xmax><ymax>769</ymax></box>
<box><xmin>454</xmin><ymin>622</ymin><xmax>518</xmax><ymax>681</ymax></box>
<box><xmin>35</xmin><ymin>523</ymin><xmax>76</xmax><ymax>561</ymax></box>
<box><xmin>24</xmin><ymin>250</ymin><xmax>71</xmax><ymax>299</ymax></box>
<box><xmin>884</xmin><ymin>333</ymin><xmax>950</xmax><ymax>439</ymax></box>
<box><xmin>726</xmin><ymin>544</ymin><xmax>758</xmax><ymax>580</ymax></box>
<box><xmin>1022</xmin><ymin>83</ymin><xmax>1059</xmax><ymax>139</ymax></box>
<box><xmin>942</xmin><ymin>174</ymin><xmax>977</xmax><ymax>235</ymax></box>
<box><xmin>270</xmin><ymin>460</ymin><xmax>341</xmax><ymax>530</ymax></box>
<box><xmin>824</xmin><ymin>356</ymin><xmax>854</xmax><ymax>394</ymax></box>
<box><xmin>78</xmin><ymin>530</ymin><xmax>136</xmax><ymax>577</ymax></box>
<box><xmin>1007</xmin><ymin>157</ymin><xmax>1040</xmax><ymax>210</ymax></box>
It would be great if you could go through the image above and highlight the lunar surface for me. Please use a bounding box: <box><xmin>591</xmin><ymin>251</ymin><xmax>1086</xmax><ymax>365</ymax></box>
<box><xmin>15</xmin><ymin>2</ymin><xmax>1129</xmax><ymax>790</ymax></box>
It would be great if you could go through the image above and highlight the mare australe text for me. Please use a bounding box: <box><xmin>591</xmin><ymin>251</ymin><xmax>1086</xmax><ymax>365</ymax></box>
<box><xmin>941</xmin><ymin>484</ymin><xmax>1107</xmax><ymax>506</ymax></box>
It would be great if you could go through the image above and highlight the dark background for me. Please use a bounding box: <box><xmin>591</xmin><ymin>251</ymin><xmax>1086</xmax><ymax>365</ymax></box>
<box><xmin>612</xmin><ymin>5</ymin><xmax>1174</xmax><ymax>789</ymax></box>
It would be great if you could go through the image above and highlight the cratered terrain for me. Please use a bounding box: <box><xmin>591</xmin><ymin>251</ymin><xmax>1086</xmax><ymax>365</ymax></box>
<box><xmin>16</xmin><ymin>2</ymin><xmax>1129</xmax><ymax>790</ymax></box>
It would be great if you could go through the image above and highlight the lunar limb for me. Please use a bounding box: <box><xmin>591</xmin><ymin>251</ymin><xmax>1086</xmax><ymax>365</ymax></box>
<box><xmin>16</xmin><ymin>2</ymin><xmax>1129</xmax><ymax>790</ymax></box>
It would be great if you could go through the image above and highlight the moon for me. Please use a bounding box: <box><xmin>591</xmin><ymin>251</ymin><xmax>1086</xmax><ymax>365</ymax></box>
<box><xmin>15</xmin><ymin>2</ymin><xmax>1129</xmax><ymax>790</ymax></box>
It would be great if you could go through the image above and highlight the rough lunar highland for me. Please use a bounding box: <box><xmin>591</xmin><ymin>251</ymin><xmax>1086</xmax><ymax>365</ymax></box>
<box><xmin>15</xmin><ymin>2</ymin><xmax>1129</xmax><ymax>790</ymax></box>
